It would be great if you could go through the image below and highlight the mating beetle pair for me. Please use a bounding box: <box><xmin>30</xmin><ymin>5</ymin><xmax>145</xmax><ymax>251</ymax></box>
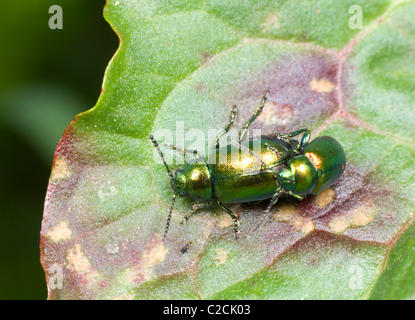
<box><xmin>150</xmin><ymin>92</ymin><xmax>346</xmax><ymax>240</ymax></box>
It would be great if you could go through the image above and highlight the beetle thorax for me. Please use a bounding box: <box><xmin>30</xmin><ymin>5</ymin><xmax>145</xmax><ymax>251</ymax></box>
<box><xmin>286</xmin><ymin>155</ymin><xmax>318</xmax><ymax>195</ymax></box>
<box><xmin>172</xmin><ymin>161</ymin><xmax>213</xmax><ymax>202</ymax></box>
<box><xmin>277</xmin><ymin>166</ymin><xmax>296</xmax><ymax>192</ymax></box>
<box><xmin>171</xmin><ymin>170</ymin><xmax>187</xmax><ymax>196</ymax></box>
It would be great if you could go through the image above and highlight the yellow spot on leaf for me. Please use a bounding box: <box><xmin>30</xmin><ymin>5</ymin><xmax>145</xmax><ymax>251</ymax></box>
<box><xmin>127</xmin><ymin>238</ymin><xmax>168</xmax><ymax>283</ymax></box>
<box><xmin>329</xmin><ymin>219</ymin><xmax>349</xmax><ymax>233</ymax></box>
<box><xmin>258</xmin><ymin>102</ymin><xmax>274</xmax><ymax>124</ymax></box>
<box><xmin>218</xmin><ymin>214</ymin><xmax>233</xmax><ymax>228</ymax></box>
<box><xmin>67</xmin><ymin>244</ymin><xmax>90</xmax><ymax>273</ymax></box>
<box><xmin>47</xmin><ymin>221</ymin><xmax>72</xmax><ymax>242</ymax></box>
<box><xmin>315</xmin><ymin>188</ymin><xmax>336</xmax><ymax>208</ymax></box>
<box><xmin>111</xmin><ymin>294</ymin><xmax>135</xmax><ymax>300</ymax></box>
<box><xmin>274</xmin><ymin>203</ymin><xmax>297</xmax><ymax>222</ymax></box>
<box><xmin>50</xmin><ymin>157</ymin><xmax>71</xmax><ymax>181</ymax></box>
<box><xmin>292</xmin><ymin>217</ymin><xmax>315</xmax><ymax>234</ymax></box>
<box><xmin>125</xmin><ymin>267</ymin><xmax>138</xmax><ymax>283</ymax></box>
<box><xmin>214</xmin><ymin>248</ymin><xmax>229</xmax><ymax>266</ymax></box>
<box><xmin>329</xmin><ymin>202</ymin><xmax>376</xmax><ymax>233</ymax></box>
<box><xmin>142</xmin><ymin>241</ymin><xmax>168</xmax><ymax>271</ymax></box>
<box><xmin>309</xmin><ymin>78</ymin><xmax>335</xmax><ymax>93</ymax></box>
<box><xmin>275</xmin><ymin>203</ymin><xmax>314</xmax><ymax>234</ymax></box>
<box><xmin>350</xmin><ymin>206</ymin><xmax>376</xmax><ymax>226</ymax></box>
<box><xmin>66</xmin><ymin>244</ymin><xmax>100</xmax><ymax>281</ymax></box>
<box><xmin>260</xmin><ymin>12</ymin><xmax>280</xmax><ymax>33</ymax></box>
<box><xmin>302</xmin><ymin>220</ymin><xmax>315</xmax><ymax>234</ymax></box>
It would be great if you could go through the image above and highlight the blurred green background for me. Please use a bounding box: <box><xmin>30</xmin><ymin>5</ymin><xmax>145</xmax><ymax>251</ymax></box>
<box><xmin>0</xmin><ymin>0</ymin><xmax>118</xmax><ymax>299</ymax></box>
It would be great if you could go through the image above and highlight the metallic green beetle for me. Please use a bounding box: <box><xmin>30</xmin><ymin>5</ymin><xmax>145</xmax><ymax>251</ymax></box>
<box><xmin>150</xmin><ymin>93</ymin><xmax>346</xmax><ymax>240</ymax></box>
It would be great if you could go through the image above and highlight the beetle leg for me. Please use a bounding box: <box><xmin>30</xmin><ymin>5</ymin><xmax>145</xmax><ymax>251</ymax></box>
<box><xmin>272</xmin><ymin>132</ymin><xmax>294</xmax><ymax>144</ymax></box>
<box><xmin>162</xmin><ymin>193</ymin><xmax>177</xmax><ymax>241</ymax></box>
<box><xmin>239</xmin><ymin>91</ymin><xmax>269</xmax><ymax>142</ymax></box>
<box><xmin>250</xmin><ymin>188</ymin><xmax>283</xmax><ymax>233</ymax></box>
<box><xmin>287</xmin><ymin>192</ymin><xmax>306</xmax><ymax>200</ymax></box>
<box><xmin>232</xmin><ymin>141</ymin><xmax>285</xmax><ymax>198</ymax></box>
<box><xmin>217</xmin><ymin>200</ymin><xmax>240</xmax><ymax>234</ymax></box>
<box><xmin>264</xmin><ymin>143</ymin><xmax>293</xmax><ymax>163</ymax></box>
<box><xmin>295</xmin><ymin>129</ymin><xmax>311</xmax><ymax>151</ymax></box>
<box><xmin>265</xmin><ymin>189</ymin><xmax>283</xmax><ymax>214</ymax></box>
<box><xmin>233</xmin><ymin>141</ymin><xmax>279</xmax><ymax>172</ymax></box>
<box><xmin>272</xmin><ymin>129</ymin><xmax>311</xmax><ymax>151</ymax></box>
<box><xmin>215</xmin><ymin>104</ymin><xmax>237</xmax><ymax>149</ymax></box>
<box><xmin>180</xmin><ymin>202</ymin><xmax>211</xmax><ymax>224</ymax></box>
<box><xmin>264</xmin><ymin>143</ymin><xmax>282</xmax><ymax>155</ymax></box>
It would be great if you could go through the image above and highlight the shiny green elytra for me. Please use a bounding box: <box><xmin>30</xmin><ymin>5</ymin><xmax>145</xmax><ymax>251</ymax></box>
<box><xmin>150</xmin><ymin>93</ymin><xmax>346</xmax><ymax>240</ymax></box>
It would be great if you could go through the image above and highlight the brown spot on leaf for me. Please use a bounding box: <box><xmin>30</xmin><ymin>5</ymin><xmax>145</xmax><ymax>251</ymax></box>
<box><xmin>200</xmin><ymin>51</ymin><xmax>213</xmax><ymax>64</ymax></box>
<box><xmin>233</xmin><ymin>52</ymin><xmax>339</xmax><ymax>135</ymax></box>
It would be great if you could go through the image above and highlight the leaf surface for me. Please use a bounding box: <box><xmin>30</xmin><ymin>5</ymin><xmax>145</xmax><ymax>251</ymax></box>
<box><xmin>41</xmin><ymin>0</ymin><xmax>415</xmax><ymax>299</ymax></box>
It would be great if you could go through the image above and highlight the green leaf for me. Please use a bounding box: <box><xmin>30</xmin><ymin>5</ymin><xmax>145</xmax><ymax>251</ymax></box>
<box><xmin>41</xmin><ymin>0</ymin><xmax>415</xmax><ymax>299</ymax></box>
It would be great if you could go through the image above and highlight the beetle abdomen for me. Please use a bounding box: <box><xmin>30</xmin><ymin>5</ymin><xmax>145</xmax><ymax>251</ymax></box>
<box><xmin>208</xmin><ymin>138</ymin><xmax>288</xmax><ymax>204</ymax></box>
<box><xmin>303</xmin><ymin>136</ymin><xmax>346</xmax><ymax>194</ymax></box>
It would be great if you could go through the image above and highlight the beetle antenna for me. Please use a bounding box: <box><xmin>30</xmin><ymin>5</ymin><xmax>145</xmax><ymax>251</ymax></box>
<box><xmin>149</xmin><ymin>134</ymin><xmax>177</xmax><ymax>241</ymax></box>
<box><xmin>163</xmin><ymin>193</ymin><xmax>176</xmax><ymax>241</ymax></box>
<box><xmin>149</xmin><ymin>134</ymin><xmax>174</xmax><ymax>181</ymax></box>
